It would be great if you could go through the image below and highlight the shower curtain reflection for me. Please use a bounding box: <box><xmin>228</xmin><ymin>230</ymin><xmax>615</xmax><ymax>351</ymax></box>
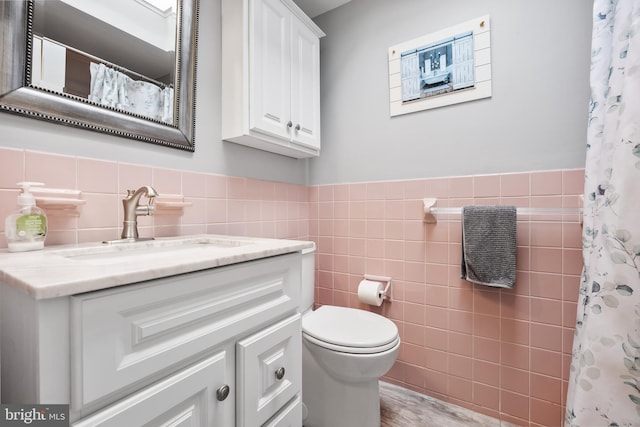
<box><xmin>89</xmin><ymin>62</ymin><xmax>174</xmax><ymax>124</ymax></box>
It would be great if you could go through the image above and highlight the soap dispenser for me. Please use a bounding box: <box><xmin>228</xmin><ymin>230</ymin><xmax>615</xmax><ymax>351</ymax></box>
<box><xmin>5</xmin><ymin>182</ymin><xmax>48</xmax><ymax>252</ymax></box>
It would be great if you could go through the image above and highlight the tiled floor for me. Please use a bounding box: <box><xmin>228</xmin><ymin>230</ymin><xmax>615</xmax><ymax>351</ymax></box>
<box><xmin>380</xmin><ymin>382</ymin><xmax>519</xmax><ymax>427</ymax></box>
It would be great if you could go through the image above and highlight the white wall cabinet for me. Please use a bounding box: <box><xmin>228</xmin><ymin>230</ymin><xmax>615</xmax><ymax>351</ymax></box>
<box><xmin>1</xmin><ymin>253</ymin><xmax>303</xmax><ymax>427</ymax></box>
<box><xmin>222</xmin><ymin>0</ymin><xmax>325</xmax><ymax>158</ymax></box>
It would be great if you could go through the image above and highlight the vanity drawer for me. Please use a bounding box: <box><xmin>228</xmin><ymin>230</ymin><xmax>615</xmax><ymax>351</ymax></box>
<box><xmin>72</xmin><ymin>350</ymin><xmax>232</xmax><ymax>427</ymax></box>
<box><xmin>263</xmin><ymin>395</ymin><xmax>302</xmax><ymax>427</ymax></box>
<box><xmin>70</xmin><ymin>253</ymin><xmax>301</xmax><ymax>412</ymax></box>
<box><xmin>236</xmin><ymin>314</ymin><xmax>302</xmax><ymax>427</ymax></box>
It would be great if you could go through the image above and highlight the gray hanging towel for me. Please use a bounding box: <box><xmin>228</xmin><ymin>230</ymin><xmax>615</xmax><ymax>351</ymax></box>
<box><xmin>460</xmin><ymin>205</ymin><xmax>517</xmax><ymax>288</ymax></box>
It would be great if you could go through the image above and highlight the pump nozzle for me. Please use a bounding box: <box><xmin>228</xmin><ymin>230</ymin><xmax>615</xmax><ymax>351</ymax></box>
<box><xmin>16</xmin><ymin>182</ymin><xmax>44</xmax><ymax>207</ymax></box>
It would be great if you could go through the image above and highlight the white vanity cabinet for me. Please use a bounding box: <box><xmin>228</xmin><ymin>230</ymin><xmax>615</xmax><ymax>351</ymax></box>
<box><xmin>222</xmin><ymin>0</ymin><xmax>325</xmax><ymax>158</ymax></box>
<box><xmin>0</xmin><ymin>252</ymin><xmax>304</xmax><ymax>427</ymax></box>
<box><xmin>237</xmin><ymin>314</ymin><xmax>301</xmax><ymax>426</ymax></box>
<box><xmin>72</xmin><ymin>348</ymin><xmax>233</xmax><ymax>426</ymax></box>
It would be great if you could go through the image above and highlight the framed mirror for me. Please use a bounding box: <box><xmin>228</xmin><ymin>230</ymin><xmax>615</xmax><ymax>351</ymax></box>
<box><xmin>0</xmin><ymin>0</ymin><xmax>199</xmax><ymax>151</ymax></box>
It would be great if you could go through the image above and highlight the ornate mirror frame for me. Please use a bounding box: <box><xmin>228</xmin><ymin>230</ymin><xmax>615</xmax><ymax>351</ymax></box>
<box><xmin>0</xmin><ymin>0</ymin><xmax>199</xmax><ymax>151</ymax></box>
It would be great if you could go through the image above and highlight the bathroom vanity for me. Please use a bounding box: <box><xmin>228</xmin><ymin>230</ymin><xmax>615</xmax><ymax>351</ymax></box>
<box><xmin>0</xmin><ymin>235</ymin><xmax>314</xmax><ymax>426</ymax></box>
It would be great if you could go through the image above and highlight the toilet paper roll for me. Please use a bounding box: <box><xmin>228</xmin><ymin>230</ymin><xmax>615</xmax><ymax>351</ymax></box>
<box><xmin>357</xmin><ymin>279</ymin><xmax>384</xmax><ymax>306</ymax></box>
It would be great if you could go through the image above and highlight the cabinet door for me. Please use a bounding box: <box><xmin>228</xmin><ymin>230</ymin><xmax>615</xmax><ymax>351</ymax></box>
<box><xmin>72</xmin><ymin>350</ymin><xmax>233</xmax><ymax>427</ymax></box>
<box><xmin>250</xmin><ymin>0</ymin><xmax>292</xmax><ymax>140</ymax></box>
<box><xmin>290</xmin><ymin>17</ymin><xmax>321</xmax><ymax>150</ymax></box>
<box><xmin>236</xmin><ymin>314</ymin><xmax>302</xmax><ymax>427</ymax></box>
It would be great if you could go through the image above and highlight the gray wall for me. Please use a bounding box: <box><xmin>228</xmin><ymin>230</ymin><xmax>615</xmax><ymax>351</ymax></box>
<box><xmin>0</xmin><ymin>1</ymin><xmax>593</xmax><ymax>187</ymax></box>
<box><xmin>309</xmin><ymin>0</ymin><xmax>592</xmax><ymax>185</ymax></box>
<box><xmin>0</xmin><ymin>0</ymin><xmax>309</xmax><ymax>185</ymax></box>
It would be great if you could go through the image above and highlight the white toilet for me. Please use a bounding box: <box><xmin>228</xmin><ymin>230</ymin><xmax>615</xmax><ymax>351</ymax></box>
<box><xmin>300</xmin><ymin>248</ymin><xmax>400</xmax><ymax>427</ymax></box>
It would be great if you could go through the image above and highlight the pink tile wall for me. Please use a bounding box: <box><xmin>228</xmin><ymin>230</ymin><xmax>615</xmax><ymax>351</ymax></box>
<box><xmin>0</xmin><ymin>147</ymin><xmax>583</xmax><ymax>426</ymax></box>
<box><xmin>309</xmin><ymin>169</ymin><xmax>584</xmax><ymax>427</ymax></box>
<box><xmin>0</xmin><ymin>148</ymin><xmax>309</xmax><ymax>247</ymax></box>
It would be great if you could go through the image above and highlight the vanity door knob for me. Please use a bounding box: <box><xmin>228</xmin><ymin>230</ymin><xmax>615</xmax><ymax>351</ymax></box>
<box><xmin>216</xmin><ymin>384</ymin><xmax>230</xmax><ymax>401</ymax></box>
<box><xmin>287</xmin><ymin>121</ymin><xmax>293</xmax><ymax>128</ymax></box>
<box><xmin>275</xmin><ymin>367</ymin><xmax>286</xmax><ymax>380</ymax></box>
<box><xmin>295</xmin><ymin>124</ymin><xmax>301</xmax><ymax>131</ymax></box>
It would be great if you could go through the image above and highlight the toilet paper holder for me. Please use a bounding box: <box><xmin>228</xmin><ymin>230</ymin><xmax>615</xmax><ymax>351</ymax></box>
<box><xmin>364</xmin><ymin>274</ymin><xmax>392</xmax><ymax>301</ymax></box>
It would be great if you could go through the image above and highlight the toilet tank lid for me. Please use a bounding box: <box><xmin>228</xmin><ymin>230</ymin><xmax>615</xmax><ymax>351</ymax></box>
<box><xmin>302</xmin><ymin>305</ymin><xmax>398</xmax><ymax>348</ymax></box>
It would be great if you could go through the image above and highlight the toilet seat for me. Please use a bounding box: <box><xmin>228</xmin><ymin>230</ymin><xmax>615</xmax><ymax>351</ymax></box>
<box><xmin>302</xmin><ymin>306</ymin><xmax>399</xmax><ymax>354</ymax></box>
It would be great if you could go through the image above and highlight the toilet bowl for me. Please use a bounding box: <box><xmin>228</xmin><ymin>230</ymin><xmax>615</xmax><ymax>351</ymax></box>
<box><xmin>301</xmin><ymin>306</ymin><xmax>400</xmax><ymax>427</ymax></box>
<box><xmin>300</xmin><ymin>247</ymin><xmax>400</xmax><ymax>427</ymax></box>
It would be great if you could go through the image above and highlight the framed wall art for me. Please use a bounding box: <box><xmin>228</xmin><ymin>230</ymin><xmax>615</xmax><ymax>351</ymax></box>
<box><xmin>388</xmin><ymin>15</ymin><xmax>491</xmax><ymax>117</ymax></box>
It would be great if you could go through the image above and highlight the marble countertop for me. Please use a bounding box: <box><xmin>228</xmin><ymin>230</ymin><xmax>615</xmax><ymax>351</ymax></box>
<box><xmin>0</xmin><ymin>235</ymin><xmax>315</xmax><ymax>300</ymax></box>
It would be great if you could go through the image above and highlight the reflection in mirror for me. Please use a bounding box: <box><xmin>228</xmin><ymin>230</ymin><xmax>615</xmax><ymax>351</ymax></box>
<box><xmin>31</xmin><ymin>0</ymin><xmax>177</xmax><ymax>124</ymax></box>
<box><xmin>0</xmin><ymin>0</ymin><xmax>199</xmax><ymax>151</ymax></box>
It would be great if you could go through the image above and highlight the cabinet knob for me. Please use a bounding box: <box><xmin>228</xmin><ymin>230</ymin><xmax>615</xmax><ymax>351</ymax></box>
<box><xmin>287</xmin><ymin>121</ymin><xmax>293</xmax><ymax>128</ymax></box>
<box><xmin>275</xmin><ymin>367</ymin><xmax>286</xmax><ymax>380</ymax></box>
<box><xmin>295</xmin><ymin>124</ymin><xmax>301</xmax><ymax>131</ymax></box>
<box><xmin>216</xmin><ymin>384</ymin><xmax>230</xmax><ymax>401</ymax></box>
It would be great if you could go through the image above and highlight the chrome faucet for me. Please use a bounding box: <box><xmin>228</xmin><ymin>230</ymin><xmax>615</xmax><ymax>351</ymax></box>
<box><xmin>121</xmin><ymin>185</ymin><xmax>159</xmax><ymax>240</ymax></box>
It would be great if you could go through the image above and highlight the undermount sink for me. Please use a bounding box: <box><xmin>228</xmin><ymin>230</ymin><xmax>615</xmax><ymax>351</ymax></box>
<box><xmin>48</xmin><ymin>235</ymin><xmax>258</xmax><ymax>265</ymax></box>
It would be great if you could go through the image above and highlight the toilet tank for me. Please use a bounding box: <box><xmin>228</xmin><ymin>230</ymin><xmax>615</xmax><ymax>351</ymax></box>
<box><xmin>300</xmin><ymin>245</ymin><xmax>316</xmax><ymax>313</ymax></box>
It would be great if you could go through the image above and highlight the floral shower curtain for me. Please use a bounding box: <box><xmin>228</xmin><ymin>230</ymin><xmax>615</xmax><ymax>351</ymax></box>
<box><xmin>565</xmin><ymin>0</ymin><xmax>640</xmax><ymax>425</ymax></box>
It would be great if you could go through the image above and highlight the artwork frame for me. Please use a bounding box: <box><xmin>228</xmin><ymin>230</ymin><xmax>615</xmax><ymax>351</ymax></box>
<box><xmin>388</xmin><ymin>15</ymin><xmax>491</xmax><ymax>117</ymax></box>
